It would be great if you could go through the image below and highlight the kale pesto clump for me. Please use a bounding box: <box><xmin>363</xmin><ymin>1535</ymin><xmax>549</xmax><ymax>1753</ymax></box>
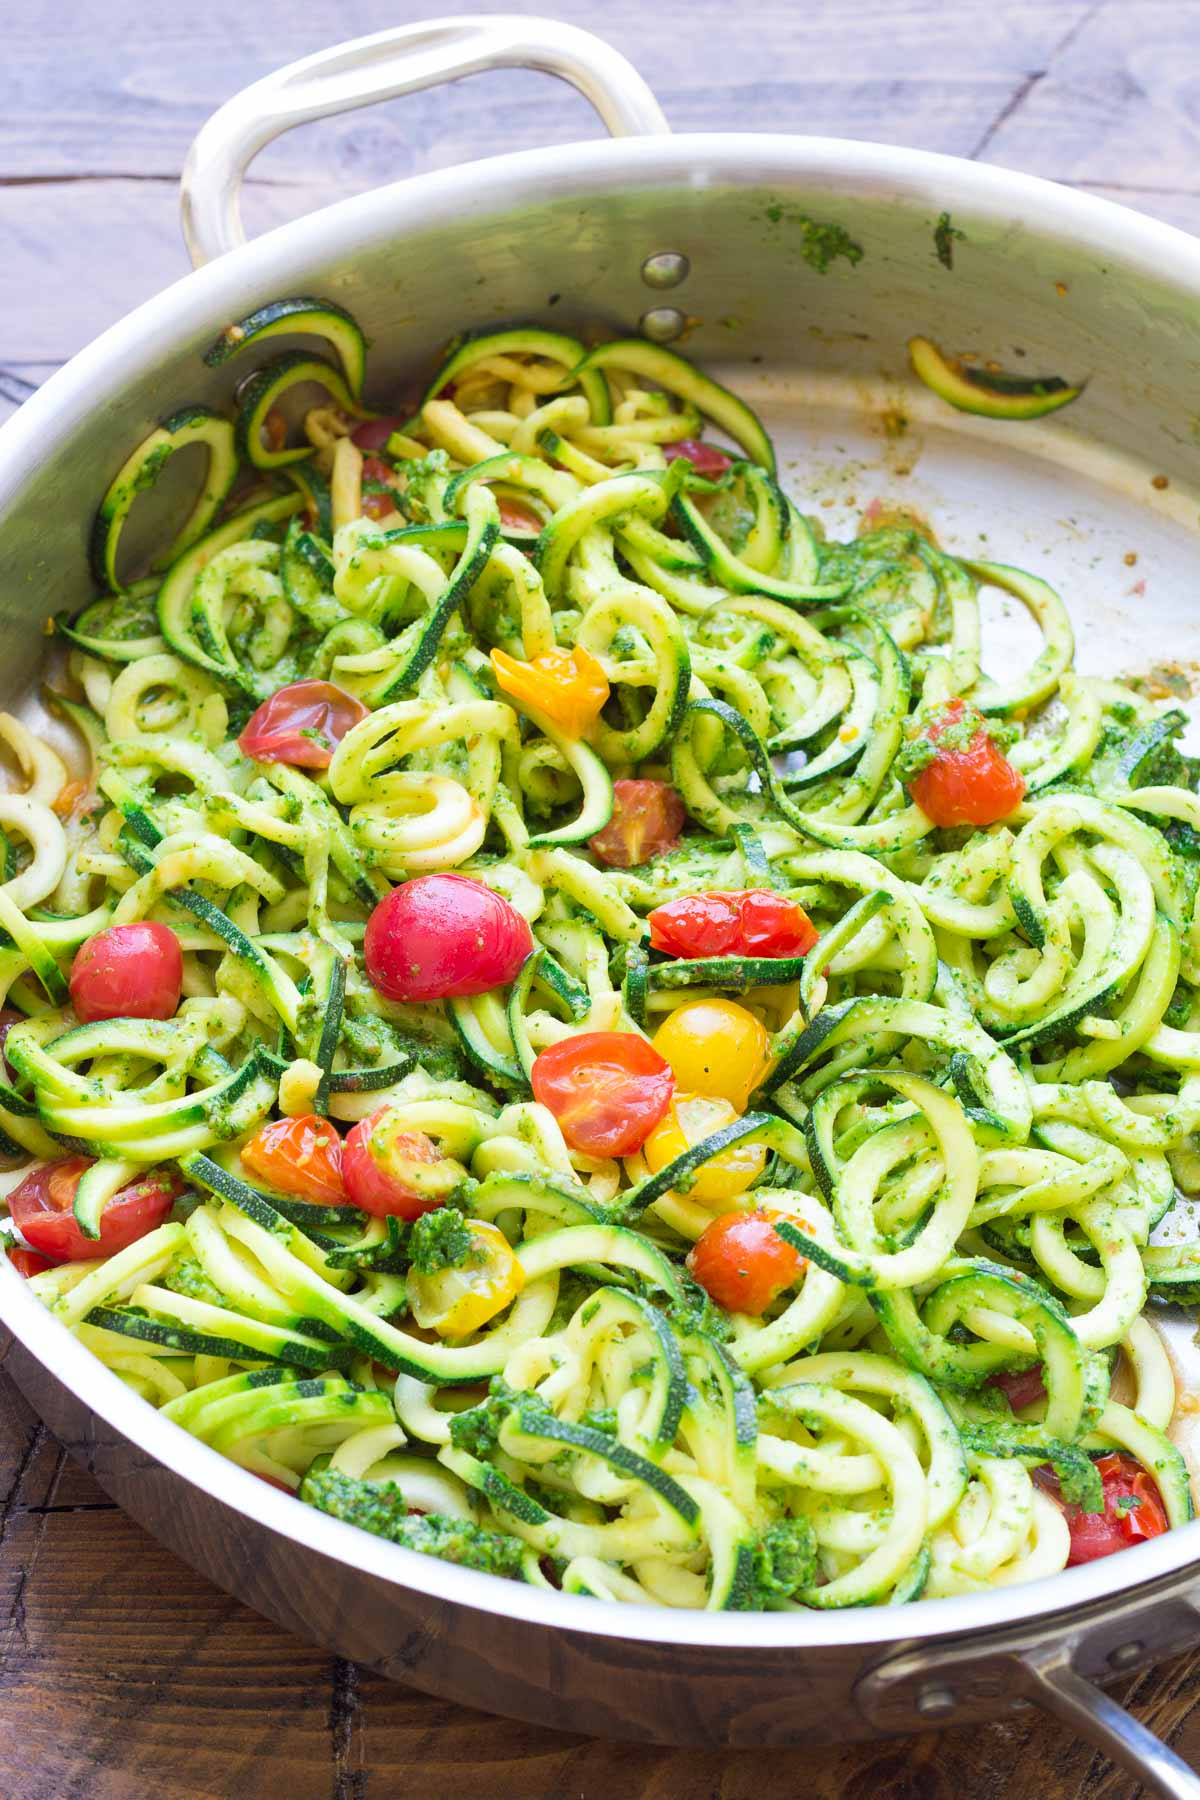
<box><xmin>408</xmin><ymin>1206</ymin><xmax>474</xmax><ymax>1275</ymax></box>
<box><xmin>300</xmin><ymin>1468</ymin><xmax>526</xmax><ymax>1578</ymax></box>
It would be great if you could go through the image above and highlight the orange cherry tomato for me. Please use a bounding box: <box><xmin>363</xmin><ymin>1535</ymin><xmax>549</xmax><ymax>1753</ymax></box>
<box><xmin>906</xmin><ymin>699</ymin><xmax>1026</xmax><ymax>828</ymax></box>
<box><xmin>649</xmin><ymin>890</ymin><xmax>818</xmax><ymax>959</ymax></box>
<box><xmin>686</xmin><ymin>1211</ymin><xmax>804</xmax><ymax>1316</ymax></box>
<box><xmin>588</xmin><ymin>779</ymin><xmax>687</xmax><ymax>868</ymax></box>
<box><xmin>490</xmin><ymin>645</ymin><xmax>610</xmax><ymax>737</ymax></box>
<box><xmin>531</xmin><ymin>1031</ymin><xmax>675</xmax><ymax>1157</ymax></box>
<box><xmin>341</xmin><ymin>1109</ymin><xmax>448</xmax><ymax>1219</ymax></box>
<box><xmin>240</xmin><ymin>1115</ymin><xmax>348</xmax><ymax>1206</ymax></box>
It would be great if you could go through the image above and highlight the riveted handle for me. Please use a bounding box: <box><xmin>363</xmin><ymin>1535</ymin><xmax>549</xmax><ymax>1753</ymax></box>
<box><xmin>181</xmin><ymin>14</ymin><xmax>670</xmax><ymax>266</ymax></box>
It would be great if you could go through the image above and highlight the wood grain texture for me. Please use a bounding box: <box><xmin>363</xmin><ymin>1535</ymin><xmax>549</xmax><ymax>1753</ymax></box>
<box><xmin>6</xmin><ymin>2</ymin><xmax>1200</xmax><ymax>1793</ymax></box>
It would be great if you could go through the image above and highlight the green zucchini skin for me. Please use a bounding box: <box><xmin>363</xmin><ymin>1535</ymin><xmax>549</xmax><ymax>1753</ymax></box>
<box><xmin>91</xmin><ymin>407</ymin><xmax>239</xmax><ymax>591</ymax></box>
<box><xmin>203</xmin><ymin>297</ymin><xmax>368</xmax><ymax>398</ymax></box>
<box><xmin>11</xmin><ymin>292</ymin><xmax>1200</xmax><ymax>1621</ymax></box>
<box><xmin>235</xmin><ymin>353</ymin><xmax>372</xmax><ymax>469</ymax></box>
<box><xmin>908</xmin><ymin>336</ymin><xmax>1084</xmax><ymax>420</ymax></box>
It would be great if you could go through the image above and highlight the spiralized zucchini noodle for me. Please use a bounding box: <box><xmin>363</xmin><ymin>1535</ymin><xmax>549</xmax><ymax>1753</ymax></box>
<box><xmin>3</xmin><ymin>301</ymin><xmax>1198</xmax><ymax>1611</ymax></box>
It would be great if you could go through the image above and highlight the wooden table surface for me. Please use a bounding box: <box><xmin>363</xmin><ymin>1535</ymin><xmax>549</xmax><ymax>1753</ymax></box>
<box><xmin>5</xmin><ymin>2</ymin><xmax>1200</xmax><ymax>1794</ymax></box>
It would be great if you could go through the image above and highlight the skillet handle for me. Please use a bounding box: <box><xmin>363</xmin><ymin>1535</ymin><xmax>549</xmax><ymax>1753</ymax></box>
<box><xmin>859</xmin><ymin>1629</ymin><xmax>1200</xmax><ymax>1799</ymax></box>
<box><xmin>180</xmin><ymin>14</ymin><xmax>669</xmax><ymax>266</ymax></box>
<box><xmin>1021</xmin><ymin>1646</ymin><xmax>1200</xmax><ymax>1800</ymax></box>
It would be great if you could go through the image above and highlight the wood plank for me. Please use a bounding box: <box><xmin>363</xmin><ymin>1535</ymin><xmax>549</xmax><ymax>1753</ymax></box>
<box><xmin>0</xmin><ymin>1</ymin><xmax>1093</xmax><ymax>178</ymax></box>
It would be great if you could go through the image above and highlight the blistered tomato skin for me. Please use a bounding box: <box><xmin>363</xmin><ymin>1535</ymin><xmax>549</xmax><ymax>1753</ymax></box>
<box><xmin>907</xmin><ymin>699</ymin><xmax>1026</xmax><ymax>828</ymax></box>
<box><xmin>241</xmin><ymin>1114</ymin><xmax>347</xmax><ymax>1206</ymax></box>
<box><xmin>649</xmin><ymin>890</ymin><xmax>818</xmax><ymax>960</ymax></box>
<box><xmin>237</xmin><ymin>680</ymin><xmax>369</xmax><ymax>770</ymax></box>
<box><xmin>687</xmin><ymin>1211</ymin><xmax>803</xmax><ymax>1316</ymax></box>
<box><xmin>70</xmin><ymin>922</ymin><xmax>183</xmax><ymax>1024</ymax></box>
<box><xmin>364</xmin><ymin>874</ymin><xmax>533</xmax><ymax>1003</ymax></box>
<box><xmin>531</xmin><ymin>1032</ymin><xmax>675</xmax><ymax>1158</ymax></box>
<box><xmin>341</xmin><ymin>1109</ymin><xmax>446</xmax><ymax>1219</ymax></box>
<box><xmin>9</xmin><ymin>1158</ymin><xmax>179</xmax><ymax>1262</ymax></box>
<box><xmin>589</xmin><ymin>779</ymin><xmax>687</xmax><ymax>868</ymax></box>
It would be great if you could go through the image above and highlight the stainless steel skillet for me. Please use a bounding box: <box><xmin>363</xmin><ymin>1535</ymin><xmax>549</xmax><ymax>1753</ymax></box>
<box><xmin>3</xmin><ymin>16</ymin><xmax>1200</xmax><ymax>1792</ymax></box>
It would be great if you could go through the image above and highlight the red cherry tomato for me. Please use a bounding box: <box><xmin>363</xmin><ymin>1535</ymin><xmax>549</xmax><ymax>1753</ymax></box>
<box><xmin>238</xmin><ymin>680</ymin><xmax>369</xmax><ymax>770</ymax></box>
<box><xmin>589</xmin><ymin>779</ymin><xmax>687</xmax><ymax>868</ymax></box>
<box><xmin>497</xmin><ymin>498</ymin><xmax>543</xmax><ymax>535</ymax></box>
<box><xmin>987</xmin><ymin>1363</ymin><xmax>1047</xmax><ymax>1411</ymax></box>
<box><xmin>907</xmin><ymin>699</ymin><xmax>1026</xmax><ymax>828</ymax></box>
<box><xmin>70</xmin><ymin>922</ymin><xmax>182</xmax><ymax>1024</ymax></box>
<box><xmin>240</xmin><ymin>1114</ymin><xmax>348</xmax><ymax>1206</ymax></box>
<box><xmin>649</xmin><ymin>889</ymin><xmax>818</xmax><ymax>960</ymax></box>
<box><xmin>352</xmin><ymin>417</ymin><xmax>406</xmax><ymax>450</ymax></box>
<box><xmin>363</xmin><ymin>874</ymin><xmax>533</xmax><ymax>1002</ymax></box>
<box><xmin>686</xmin><ymin>1211</ymin><xmax>804</xmax><ymax>1316</ymax></box>
<box><xmin>9</xmin><ymin>1157</ymin><xmax>180</xmax><ymax>1262</ymax></box>
<box><xmin>662</xmin><ymin>439</ymin><xmax>734</xmax><ymax>479</ymax></box>
<box><xmin>6</xmin><ymin>1244</ymin><xmax>52</xmax><ymax>1278</ymax></box>
<box><xmin>1051</xmin><ymin>1453</ymin><xmax>1171</xmax><ymax>1565</ymax></box>
<box><xmin>531</xmin><ymin>1032</ymin><xmax>675</xmax><ymax>1157</ymax></box>
<box><xmin>341</xmin><ymin>1110</ymin><xmax>444</xmax><ymax>1219</ymax></box>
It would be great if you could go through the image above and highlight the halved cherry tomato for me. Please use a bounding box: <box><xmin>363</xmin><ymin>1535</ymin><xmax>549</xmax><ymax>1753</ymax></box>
<box><xmin>407</xmin><ymin>1218</ymin><xmax>525</xmax><ymax>1337</ymax></box>
<box><xmin>52</xmin><ymin>778</ymin><xmax>95</xmax><ymax>821</ymax></box>
<box><xmin>652</xmin><ymin>998</ymin><xmax>770</xmax><ymax>1111</ymax></box>
<box><xmin>496</xmin><ymin>498</ymin><xmax>543</xmax><ymax>535</ymax></box>
<box><xmin>649</xmin><ymin>890</ymin><xmax>818</xmax><ymax>960</ymax></box>
<box><xmin>589</xmin><ymin>779</ymin><xmax>687</xmax><ymax>868</ymax></box>
<box><xmin>906</xmin><ymin>699</ymin><xmax>1026</xmax><ymax>828</ymax></box>
<box><xmin>1047</xmin><ymin>1452</ymin><xmax>1171</xmax><ymax>1565</ymax></box>
<box><xmin>70</xmin><ymin>922</ymin><xmax>182</xmax><ymax>1024</ymax></box>
<box><xmin>361</xmin><ymin>454</ymin><xmax>401</xmax><ymax>520</ymax></box>
<box><xmin>341</xmin><ymin>1109</ymin><xmax>453</xmax><ymax>1219</ymax></box>
<box><xmin>531</xmin><ymin>1032</ymin><xmax>675</xmax><ymax>1157</ymax></box>
<box><xmin>6</xmin><ymin>1244</ymin><xmax>52</xmax><ymax>1278</ymax></box>
<box><xmin>238</xmin><ymin>679</ymin><xmax>368</xmax><ymax>770</ymax></box>
<box><xmin>364</xmin><ymin>873</ymin><xmax>533</xmax><ymax>1002</ymax></box>
<box><xmin>663</xmin><ymin>439</ymin><xmax>734</xmax><ymax>479</ymax></box>
<box><xmin>490</xmin><ymin>645</ymin><xmax>610</xmax><ymax>737</ymax></box>
<box><xmin>240</xmin><ymin>1114</ymin><xmax>348</xmax><ymax>1206</ymax></box>
<box><xmin>687</xmin><ymin>1210</ymin><xmax>803</xmax><ymax>1315</ymax></box>
<box><xmin>987</xmin><ymin>1363</ymin><xmax>1047</xmax><ymax>1411</ymax></box>
<box><xmin>643</xmin><ymin>1093</ymin><xmax>767</xmax><ymax>1203</ymax></box>
<box><xmin>9</xmin><ymin>1157</ymin><xmax>180</xmax><ymax>1262</ymax></box>
<box><xmin>352</xmin><ymin>417</ymin><xmax>406</xmax><ymax>450</ymax></box>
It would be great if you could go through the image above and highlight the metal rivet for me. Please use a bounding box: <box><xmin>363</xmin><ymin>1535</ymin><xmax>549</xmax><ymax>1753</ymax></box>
<box><xmin>916</xmin><ymin>1685</ymin><xmax>957</xmax><ymax>1719</ymax></box>
<box><xmin>641</xmin><ymin>251</ymin><xmax>690</xmax><ymax>290</ymax></box>
<box><xmin>639</xmin><ymin>306</ymin><xmax>687</xmax><ymax>345</ymax></box>
<box><xmin>1108</xmin><ymin>1641</ymin><xmax>1146</xmax><ymax>1670</ymax></box>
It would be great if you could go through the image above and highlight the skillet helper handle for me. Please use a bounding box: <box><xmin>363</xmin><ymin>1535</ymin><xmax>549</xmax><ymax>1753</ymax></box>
<box><xmin>181</xmin><ymin>13</ymin><xmax>670</xmax><ymax>266</ymax></box>
<box><xmin>1022</xmin><ymin>1646</ymin><xmax>1200</xmax><ymax>1800</ymax></box>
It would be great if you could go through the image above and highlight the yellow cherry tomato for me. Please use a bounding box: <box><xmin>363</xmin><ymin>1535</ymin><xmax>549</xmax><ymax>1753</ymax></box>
<box><xmin>490</xmin><ymin>644</ymin><xmax>610</xmax><ymax>737</ymax></box>
<box><xmin>652</xmin><ymin>997</ymin><xmax>770</xmax><ymax>1111</ymax></box>
<box><xmin>406</xmin><ymin>1219</ymin><xmax>525</xmax><ymax>1339</ymax></box>
<box><xmin>643</xmin><ymin>1093</ymin><xmax>768</xmax><ymax>1205</ymax></box>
